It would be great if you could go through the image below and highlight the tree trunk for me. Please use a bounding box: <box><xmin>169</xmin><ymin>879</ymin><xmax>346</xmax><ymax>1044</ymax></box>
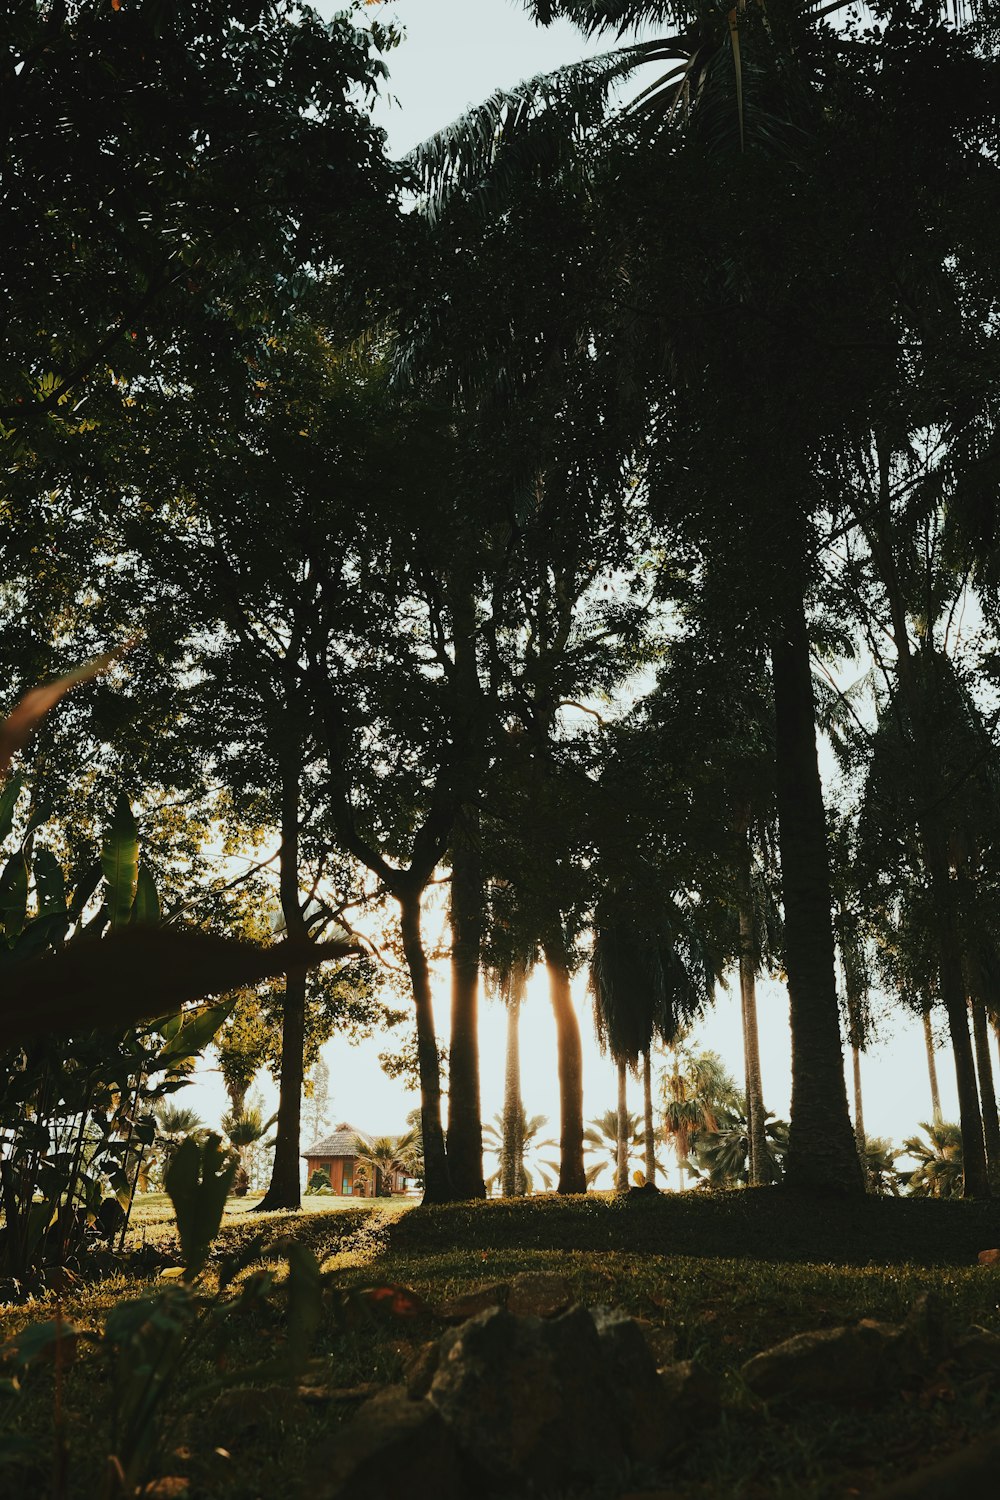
<box><xmin>447</xmin><ymin>835</ymin><xmax>485</xmax><ymax>1199</ymax></box>
<box><xmin>501</xmin><ymin>962</ymin><xmax>527</xmax><ymax>1197</ymax></box>
<box><xmin>545</xmin><ymin>940</ymin><xmax>586</xmax><ymax>1194</ymax></box>
<box><xmin>923</xmin><ymin>1002</ymin><xmax>943</xmax><ymax>1124</ymax></box>
<box><xmin>771</xmin><ymin>584</ymin><xmax>865</xmax><ymax>1196</ymax></box>
<box><xmin>994</xmin><ymin>1016</ymin><xmax>1000</xmax><ymax>1093</ymax></box>
<box><xmin>643</xmin><ymin>1047</ymin><xmax>656</xmax><ymax>1186</ymax></box>
<box><xmin>867</xmin><ymin>495</ymin><xmax>989</xmax><ymax>1196</ymax></box>
<box><xmin>615</xmin><ymin>1060</ymin><xmax>629</xmax><ymax>1192</ymax></box>
<box><xmin>256</xmin><ymin>766</ymin><xmax>307</xmax><ymax>1213</ymax></box>
<box><xmin>737</xmin><ymin>846</ymin><xmax>768</xmax><ymax>1186</ymax></box>
<box><xmin>930</xmin><ymin>846</ymin><xmax>988</xmax><ymax>1195</ymax></box>
<box><xmin>852</xmin><ymin>1043</ymin><xmax>866</xmax><ymax>1159</ymax></box>
<box><xmin>971</xmin><ymin>996</ymin><xmax>1000</xmax><ymax>1169</ymax></box>
<box><xmin>399</xmin><ymin>885</ymin><xmax>453</xmax><ymax>1205</ymax></box>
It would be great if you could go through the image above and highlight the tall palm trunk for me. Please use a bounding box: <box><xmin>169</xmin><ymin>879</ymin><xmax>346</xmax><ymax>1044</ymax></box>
<box><xmin>501</xmin><ymin>962</ymin><xmax>527</xmax><ymax>1197</ymax></box>
<box><xmin>737</xmin><ymin>841</ymin><xmax>768</xmax><ymax>1185</ymax></box>
<box><xmin>923</xmin><ymin>1001</ymin><xmax>943</xmax><ymax>1123</ymax></box>
<box><xmin>257</xmin><ymin>758</ymin><xmax>307</xmax><ymax>1212</ymax></box>
<box><xmin>545</xmin><ymin>938</ymin><xmax>586</xmax><ymax>1194</ymax></box>
<box><xmin>615</xmin><ymin>1060</ymin><xmax>629</xmax><ymax>1192</ymax></box>
<box><xmin>643</xmin><ymin>1047</ymin><xmax>656</xmax><ymax>1186</ymax></box>
<box><xmin>867</xmin><ymin>495</ymin><xmax>989</xmax><ymax>1196</ymax></box>
<box><xmin>771</xmin><ymin>582</ymin><xmax>865</xmax><ymax>1195</ymax></box>
<box><xmin>971</xmin><ymin>996</ymin><xmax>1000</xmax><ymax>1169</ymax></box>
<box><xmin>447</xmin><ymin>834</ymin><xmax>485</xmax><ymax>1199</ymax></box>
<box><xmin>398</xmin><ymin>883</ymin><xmax>453</xmax><ymax>1204</ymax></box>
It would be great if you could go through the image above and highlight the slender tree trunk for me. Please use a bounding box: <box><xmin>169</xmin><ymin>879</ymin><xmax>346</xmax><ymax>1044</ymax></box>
<box><xmin>922</xmin><ymin>1001</ymin><xmax>943</xmax><ymax>1124</ymax></box>
<box><xmin>737</xmin><ymin>843</ymin><xmax>768</xmax><ymax>1185</ymax></box>
<box><xmin>257</xmin><ymin>765</ymin><xmax>307</xmax><ymax>1212</ymax></box>
<box><xmin>643</xmin><ymin>1047</ymin><xmax>656</xmax><ymax>1187</ymax></box>
<box><xmin>994</xmin><ymin>1016</ymin><xmax>1000</xmax><ymax>1094</ymax></box>
<box><xmin>545</xmin><ymin>940</ymin><xmax>586</xmax><ymax>1194</ymax></box>
<box><xmin>615</xmin><ymin>1060</ymin><xmax>629</xmax><ymax>1192</ymax></box>
<box><xmin>501</xmin><ymin>962</ymin><xmax>526</xmax><ymax>1197</ymax></box>
<box><xmin>852</xmin><ymin>1044</ymin><xmax>866</xmax><ymax>1159</ymax></box>
<box><xmin>971</xmin><ymin>996</ymin><xmax>1000</xmax><ymax>1169</ymax></box>
<box><xmin>447</xmin><ymin>835</ymin><xmax>485</xmax><ymax>1199</ymax></box>
<box><xmin>771</xmin><ymin>583</ymin><xmax>865</xmax><ymax>1195</ymax></box>
<box><xmin>930</xmin><ymin>846</ymin><xmax>988</xmax><ymax>1195</ymax></box>
<box><xmin>399</xmin><ymin>884</ymin><xmax>453</xmax><ymax>1205</ymax></box>
<box><xmin>868</xmin><ymin>497</ymin><xmax>989</xmax><ymax>1196</ymax></box>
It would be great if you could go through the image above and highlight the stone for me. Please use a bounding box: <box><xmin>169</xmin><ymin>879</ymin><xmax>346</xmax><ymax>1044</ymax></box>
<box><xmin>977</xmin><ymin>1247</ymin><xmax>1000</xmax><ymax>1265</ymax></box>
<box><xmin>205</xmin><ymin>1387</ymin><xmax>300</xmax><ymax>1445</ymax></box>
<box><xmin>404</xmin><ymin>1340</ymin><xmax>441</xmax><ymax>1399</ymax></box>
<box><xmin>867</xmin><ymin>1429</ymin><xmax>1000</xmax><ymax>1498</ymax></box>
<box><xmin>741</xmin><ymin>1318</ymin><xmax>919</xmax><ymax>1406</ymax></box>
<box><xmin>308</xmin><ymin>1387</ymin><xmax>462</xmax><ymax>1500</ymax></box>
<box><xmin>633</xmin><ymin>1317</ymin><xmax>677</xmax><ymax>1369</ymax></box>
<box><xmin>902</xmin><ymin>1292</ymin><xmax>951</xmax><ymax>1363</ymax></box>
<box><xmin>952</xmin><ymin>1326</ymin><xmax>1000</xmax><ymax>1375</ymax></box>
<box><xmin>658</xmin><ymin>1359</ymin><xmax>723</xmax><ymax>1429</ymax></box>
<box><xmin>591</xmin><ymin>1305</ymin><xmax>678</xmax><ymax>1462</ymax></box>
<box><xmin>507</xmin><ymin>1271</ymin><xmax>574</xmax><ymax>1318</ymax></box>
<box><xmin>427</xmin><ymin>1304</ymin><xmax>624</xmax><ymax>1488</ymax></box>
<box><xmin>435</xmin><ymin>1282</ymin><xmax>509</xmax><ymax>1324</ymax></box>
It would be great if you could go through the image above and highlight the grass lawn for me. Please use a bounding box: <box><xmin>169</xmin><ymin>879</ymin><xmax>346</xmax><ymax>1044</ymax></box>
<box><xmin>2</xmin><ymin>1189</ymin><xmax>999</xmax><ymax>1498</ymax></box>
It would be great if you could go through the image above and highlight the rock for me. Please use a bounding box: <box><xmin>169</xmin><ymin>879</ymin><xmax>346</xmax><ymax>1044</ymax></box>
<box><xmin>435</xmin><ymin>1282</ymin><xmax>509</xmax><ymax>1324</ymax></box>
<box><xmin>902</xmin><ymin>1292</ymin><xmax>951</xmax><ymax>1363</ymax></box>
<box><xmin>428</xmin><ymin>1304</ymin><xmax>616</xmax><ymax>1488</ymax></box>
<box><xmin>658</xmin><ymin>1359</ymin><xmax>723</xmax><ymax>1429</ymax></box>
<box><xmin>507</xmin><ymin>1271</ymin><xmax>574</xmax><ymax>1318</ymax></box>
<box><xmin>952</xmin><ymin>1326</ymin><xmax>1000</xmax><ymax>1375</ymax></box>
<box><xmin>977</xmin><ymin>1247</ymin><xmax>1000</xmax><ymax>1265</ymax></box>
<box><xmin>633</xmin><ymin>1316</ymin><xmax>677</xmax><ymax>1368</ymax></box>
<box><xmin>428</xmin><ymin>1302</ymin><xmax>676</xmax><ymax>1488</ymax></box>
<box><xmin>591</xmin><ymin>1305</ymin><xmax>679</xmax><ymax>1462</ymax></box>
<box><xmin>205</xmin><ymin>1386</ymin><xmax>300</xmax><ymax>1445</ymax></box>
<box><xmin>404</xmin><ymin>1340</ymin><xmax>441</xmax><ymax>1399</ymax></box>
<box><xmin>308</xmin><ymin>1387</ymin><xmax>462</xmax><ymax>1500</ymax></box>
<box><xmin>741</xmin><ymin>1318</ymin><xmax>919</xmax><ymax>1405</ymax></box>
<box><xmin>867</xmin><ymin>1428</ymin><xmax>1000</xmax><ymax>1498</ymax></box>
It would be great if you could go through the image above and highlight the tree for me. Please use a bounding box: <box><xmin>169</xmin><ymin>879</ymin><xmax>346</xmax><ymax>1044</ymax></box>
<box><xmin>583</xmin><ymin>1108</ymin><xmax>657</xmax><ymax>1189</ymax></box>
<box><xmin>687</xmin><ymin>1103</ymin><xmax>788</xmax><ymax>1190</ymax></box>
<box><xmin>902</xmin><ymin>1122</ymin><xmax>965</xmax><ymax>1200</ymax></box>
<box><xmin>387</xmin><ymin>0</ymin><xmax>998</xmax><ymax>1199</ymax></box>
<box><xmin>482</xmin><ymin>1109</ymin><xmax>558</xmax><ymax>1195</ymax></box>
<box><xmin>303</xmin><ymin>1054</ymin><xmax>332</xmax><ymax>1147</ymax></box>
<box><xmin>661</xmin><ymin>1049</ymin><xmax>742</xmax><ymax>1191</ymax></box>
<box><xmin>222</xmin><ymin>1106</ymin><xmax>276</xmax><ymax>1197</ymax></box>
<box><xmin>352</xmin><ymin>1132</ymin><xmax>419</xmax><ymax>1197</ymax></box>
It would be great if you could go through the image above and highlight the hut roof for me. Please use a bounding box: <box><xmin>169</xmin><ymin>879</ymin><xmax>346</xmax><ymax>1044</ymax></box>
<box><xmin>301</xmin><ymin>1123</ymin><xmax>371</xmax><ymax>1159</ymax></box>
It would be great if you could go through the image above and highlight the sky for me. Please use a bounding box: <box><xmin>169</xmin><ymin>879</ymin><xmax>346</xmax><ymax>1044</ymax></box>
<box><xmin>186</xmin><ymin>0</ymin><xmax>969</xmax><ymax>1182</ymax></box>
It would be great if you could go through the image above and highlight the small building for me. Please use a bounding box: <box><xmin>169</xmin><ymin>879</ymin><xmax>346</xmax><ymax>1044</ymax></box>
<box><xmin>302</xmin><ymin>1123</ymin><xmax>409</xmax><ymax>1197</ymax></box>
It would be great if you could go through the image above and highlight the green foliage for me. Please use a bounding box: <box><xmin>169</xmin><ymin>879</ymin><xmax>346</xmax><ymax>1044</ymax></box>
<box><xmin>903</xmin><ymin>1122</ymin><xmax>965</xmax><ymax>1200</ymax></box>
<box><xmin>306</xmin><ymin>1167</ymin><xmax>332</xmax><ymax>1194</ymax></box>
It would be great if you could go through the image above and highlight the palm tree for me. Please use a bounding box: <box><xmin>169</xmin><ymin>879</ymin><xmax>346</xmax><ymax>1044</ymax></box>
<box><xmin>482</xmin><ymin>1109</ymin><xmax>558</xmax><ymax>1195</ymax></box>
<box><xmin>583</xmin><ymin>1107</ymin><xmax>663</xmax><ymax>1188</ymax></box>
<box><xmin>352</xmin><ymin>1131</ymin><xmax>420</xmax><ymax>1197</ymax></box>
<box><xmin>661</xmin><ymin>1049</ymin><xmax>742</xmax><ymax>1191</ymax></box>
<box><xmin>388</xmin><ymin>1</ymin><xmax>996</xmax><ymax>1199</ymax></box>
<box><xmin>861</xmin><ymin>1136</ymin><xmax>903</xmax><ymax>1197</ymax></box>
<box><xmin>222</xmin><ymin>1105</ymin><xmax>277</xmax><ymax>1197</ymax></box>
<box><xmin>687</xmin><ymin>1102</ymin><xmax>788</xmax><ymax>1189</ymax></box>
<box><xmin>902</xmin><ymin>1122</ymin><xmax>964</xmax><ymax>1200</ymax></box>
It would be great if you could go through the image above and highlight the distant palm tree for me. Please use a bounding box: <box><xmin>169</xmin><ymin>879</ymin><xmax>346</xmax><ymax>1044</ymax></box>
<box><xmin>482</xmin><ymin>1109</ymin><xmax>557</xmax><ymax>1196</ymax></box>
<box><xmin>222</xmin><ymin>1106</ymin><xmax>277</xmax><ymax>1196</ymax></box>
<box><xmin>353</xmin><ymin>1132</ymin><xmax>419</xmax><ymax>1197</ymax></box>
<box><xmin>902</xmin><ymin>1122</ymin><xmax>964</xmax><ymax>1199</ymax></box>
<box><xmin>687</xmin><ymin>1103</ymin><xmax>787</xmax><ymax>1189</ymax></box>
<box><xmin>583</xmin><ymin>1108</ymin><xmax>663</xmax><ymax>1189</ymax></box>
<box><xmin>662</xmin><ymin>1049</ymin><xmax>741</xmax><ymax>1190</ymax></box>
<box><xmin>861</xmin><ymin>1136</ymin><xmax>903</xmax><ymax>1197</ymax></box>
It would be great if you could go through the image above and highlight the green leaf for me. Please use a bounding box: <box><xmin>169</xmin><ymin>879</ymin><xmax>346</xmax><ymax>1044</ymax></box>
<box><xmin>154</xmin><ymin>1000</ymin><xmax>234</xmax><ymax>1069</ymax></box>
<box><xmin>0</xmin><ymin>1318</ymin><xmax>84</xmax><ymax>1370</ymax></box>
<box><xmin>32</xmin><ymin>847</ymin><xmax>66</xmax><ymax>916</ymax></box>
<box><xmin>0</xmin><ymin>854</ymin><xmax>28</xmax><ymax>942</ymax></box>
<box><xmin>130</xmin><ymin>862</ymin><xmax>160</xmax><ymax>925</ymax></box>
<box><xmin>285</xmin><ymin>1242</ymin><xmax>323</xmax><ymax>1373</ymax></box>
<box><xmin>101</xmin><ymin>794</ymin><xmax>139</xmax><ymax>930</ymax></box>
<box><xmin>0</xmin><ymin>772</ymin><xmax>24</xmax><ymax>844</ymax></box>
<box><xmin>163</xmin><ymin>1134</ymin><xmax>236</xmax><ymax>1280</ymax></box>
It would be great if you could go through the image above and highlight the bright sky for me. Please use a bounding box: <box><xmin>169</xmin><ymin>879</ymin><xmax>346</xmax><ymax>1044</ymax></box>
<box><xmin>185</xmin><ymin>0</ymin><xmax>967</xmax><ymax>1183</ymax></box>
